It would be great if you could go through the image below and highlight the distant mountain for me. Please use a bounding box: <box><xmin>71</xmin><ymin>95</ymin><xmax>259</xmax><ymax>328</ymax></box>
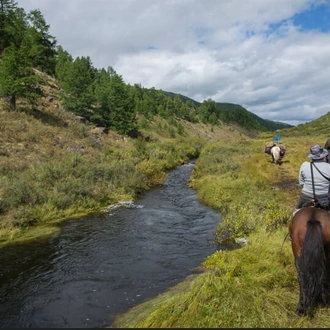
<box><xmin>163</xmin><ymin>92</ymin><xmax>293</xmax><ymax>132</ymax></box>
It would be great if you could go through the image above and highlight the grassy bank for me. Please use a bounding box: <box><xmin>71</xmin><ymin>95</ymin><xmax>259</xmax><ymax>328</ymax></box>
<box><xmin>110</xmin><ymin>127</ymin><xmax>330</xmax><ymax>328</ymax></box>
<box><xmin>0</xmin><ymin>133</ymin><xmax>201</xmax><ymax>246</ymax></box>
<box><xmin>0</xmin><ymin>101</ymin><xmax>245</xmax><ymax>247</ymax></box>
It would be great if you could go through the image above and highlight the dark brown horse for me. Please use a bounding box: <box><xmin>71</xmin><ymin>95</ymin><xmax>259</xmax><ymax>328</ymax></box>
<box><xmin>289</xmin><ymin>207</ymin><xmax>330</xmax><ymax>315</ymax></box>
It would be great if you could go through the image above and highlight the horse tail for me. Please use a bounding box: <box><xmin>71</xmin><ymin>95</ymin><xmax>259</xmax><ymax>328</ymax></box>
<box><xmin>298</xmin><ymin>217</ymin><xmax>326</xmax><ymax>311</ymax></box>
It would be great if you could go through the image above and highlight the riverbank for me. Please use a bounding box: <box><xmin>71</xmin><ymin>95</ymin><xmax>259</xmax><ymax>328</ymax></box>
<box><xmin>0</xmin><ymin>162</ymin><xmax>222</xmax><ymax>328</ymax></box>
<box><xmin>0</xmin><ymin>103</ymin><xmax>246</xmax><ymax>248</ymax></box>
<box><xmin>110</xmin><ymin>130</ymin><xmax>330</xmax><ymax>328</ymax></box>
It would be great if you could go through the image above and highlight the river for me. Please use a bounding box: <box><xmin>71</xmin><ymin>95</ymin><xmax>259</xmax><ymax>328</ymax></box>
<box><xmin>0</xmin><ymin>161</ymin><xmax>227</xmax><ymax>328</ymax></box>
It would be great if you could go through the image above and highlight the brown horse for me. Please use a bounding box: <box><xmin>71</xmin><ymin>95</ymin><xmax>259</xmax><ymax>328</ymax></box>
<box><xmin>289</xmin><ymin>207</ymin><xmax>330</xmax><ymax>316</ymax></box>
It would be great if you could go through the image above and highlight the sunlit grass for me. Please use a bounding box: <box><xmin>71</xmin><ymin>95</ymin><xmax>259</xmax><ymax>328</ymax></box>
<box><xmin>111</xmin><ymin>228</ymin><xmax>330</xmax><ymax>328</ymax></box>
<box><xmin>110</xmin><ymin>127</ymin><xmax>330</xmax><ymax>328</ymax></box>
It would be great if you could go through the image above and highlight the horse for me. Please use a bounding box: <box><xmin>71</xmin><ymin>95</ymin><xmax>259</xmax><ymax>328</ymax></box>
<box><xmin>270</xmin><ymin>145</ymin><xmax>281</xmax><ymax>164</ymax></box>
<box><xmin>288</xmin><ymin>206</ymin><xmax>330</xmax><ymax>316</ymax></box>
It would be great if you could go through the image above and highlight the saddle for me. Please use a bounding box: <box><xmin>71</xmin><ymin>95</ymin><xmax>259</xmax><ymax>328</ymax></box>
<box><xmin>302</xmin><ymin>199</ymin><xmax>330</xmax><ymax>212</ymax></box>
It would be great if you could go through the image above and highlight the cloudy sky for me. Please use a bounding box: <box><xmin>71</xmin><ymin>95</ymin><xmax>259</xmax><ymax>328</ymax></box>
<box><xmin>17</xmin><ymin>0</ymin><xmax>330</xmax><ymax>126</ymax></box>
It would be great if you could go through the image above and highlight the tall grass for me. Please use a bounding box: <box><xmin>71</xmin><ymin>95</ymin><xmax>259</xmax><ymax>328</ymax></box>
<box><xmin>0</xmin><ymin>137</ymin><xmax>204</xmax><ymax>244</ymax></box>
<box><xmin>110</xmin><ymin>132</ymin><xmax>330</xmax><ymax>328</ymax></box>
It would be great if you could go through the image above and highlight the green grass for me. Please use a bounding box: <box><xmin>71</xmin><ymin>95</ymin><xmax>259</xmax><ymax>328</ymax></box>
<box><xmin>111</xmin><ymin>228</ymin><xmax>330</xmax><ymax>328</ymax></box>
<box><xmin>110</xmin><ymin>127</ymin><xmax>330</xmax><ymax>328</ymax></box>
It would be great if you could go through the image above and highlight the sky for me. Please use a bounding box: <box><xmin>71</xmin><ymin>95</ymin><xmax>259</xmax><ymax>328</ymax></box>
<box><xmin>17</xmin><ymin>0</ymin><xmax>330</xmax><ymax>126</ymax></box>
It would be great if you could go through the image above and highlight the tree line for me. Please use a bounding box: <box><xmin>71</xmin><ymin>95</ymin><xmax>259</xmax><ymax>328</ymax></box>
<box><xmin>0</xmin><ymin>0</ymin><xmax>271</xmax><ymax>136</ymax></box>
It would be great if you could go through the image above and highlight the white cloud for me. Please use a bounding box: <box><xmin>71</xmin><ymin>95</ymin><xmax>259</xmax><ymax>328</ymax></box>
<box><xmin>17</xmin><ymin>0</ymin><xmax>330</xmax><ymax>125</ymax></box>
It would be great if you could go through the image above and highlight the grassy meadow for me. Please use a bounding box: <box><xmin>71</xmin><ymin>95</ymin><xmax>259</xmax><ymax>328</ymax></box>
<box><xmin>111</xmin><ymin>114</ymin><xmax>330</xmax><ymax>328</ymax></box>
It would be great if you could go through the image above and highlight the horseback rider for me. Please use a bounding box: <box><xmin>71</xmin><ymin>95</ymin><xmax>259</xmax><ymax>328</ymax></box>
<box><xmin>293</xmin><ymin>144</ymin><xmax>330</xmax><ymax>216</ymax></box>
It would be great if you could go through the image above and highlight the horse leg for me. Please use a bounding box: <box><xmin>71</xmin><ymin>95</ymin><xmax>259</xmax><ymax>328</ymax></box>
<box><xmin>275</xmin><ymin>151</ymin><xmax>280</xmax><ymax>164</ymax></box>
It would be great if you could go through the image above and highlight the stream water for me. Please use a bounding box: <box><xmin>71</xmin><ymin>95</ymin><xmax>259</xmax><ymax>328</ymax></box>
<box><xmin>0</xmin><ymin>161</ymin><xmax>226</xmax><ymax>328</ymax></box>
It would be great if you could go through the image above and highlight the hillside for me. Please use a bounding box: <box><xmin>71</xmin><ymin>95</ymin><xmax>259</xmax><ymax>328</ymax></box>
<box><xmin>163</xmin><ymin>91</ymin><xmax>293</xmax><ymax>131</ymax></box>
<box><xmin>0</xmin><ymin>77</ymin><xmax>125</xmax><ymax>173</ymax></box>
<box><xmin>0</xmin><ymin>71</ymin><xmax>252</xmax><ymax>175</ymax></box>
<box><xmin>278</xmin><ymin>110</ymin><xmax>330</xmax><ymax>137</ymax></box>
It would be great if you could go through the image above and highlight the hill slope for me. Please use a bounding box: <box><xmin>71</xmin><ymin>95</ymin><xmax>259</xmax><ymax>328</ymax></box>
<box><xmin>163</xmin><ymin>91</ymin><xmax>293</xmax><ymax>131</ymax></box>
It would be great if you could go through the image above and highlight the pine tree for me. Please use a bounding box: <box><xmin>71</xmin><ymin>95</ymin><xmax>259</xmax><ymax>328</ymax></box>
<box><xmin>55</xmin><ymin>46</ymin><xmax>73</xmax><ymax>80</ymax></box>
<box><xmin>107</xmin><ymin>67</ymin><xmax>137</xmax><ymax>135</ymax></box>
<box><xmin>0</xmin><ymin>0</ymin><xmax>26</xmax><ymax>53</ymax></box>
<box><xmin>57</xmin><ymin>55</ymin><xmax>96</xmax><ymax>119</ymax></box>
<box><xmin>24</xmin><ymin>9</ymin><xmax>57</xmax><ymax>75</ymax></box>
<box><xmin>0</xmin><ymin>44</ymin><xmax>40</xmax><ymax>109</ymax></box>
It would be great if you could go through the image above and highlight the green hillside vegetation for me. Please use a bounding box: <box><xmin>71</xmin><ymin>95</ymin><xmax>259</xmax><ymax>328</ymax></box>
<box><xmin>0</xmin><ymin>1</ymin><xmax>291</xmax><ymax>138</ymax></box>
<box><xmin>164</xmin><ymin>91</ymin><xmax>293</xmax><ymax>132</ymax></box>
<box><xmin>1</xmin><ymin>0</ymin><xmax>330</xmax><ymax>328</ymax></box>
